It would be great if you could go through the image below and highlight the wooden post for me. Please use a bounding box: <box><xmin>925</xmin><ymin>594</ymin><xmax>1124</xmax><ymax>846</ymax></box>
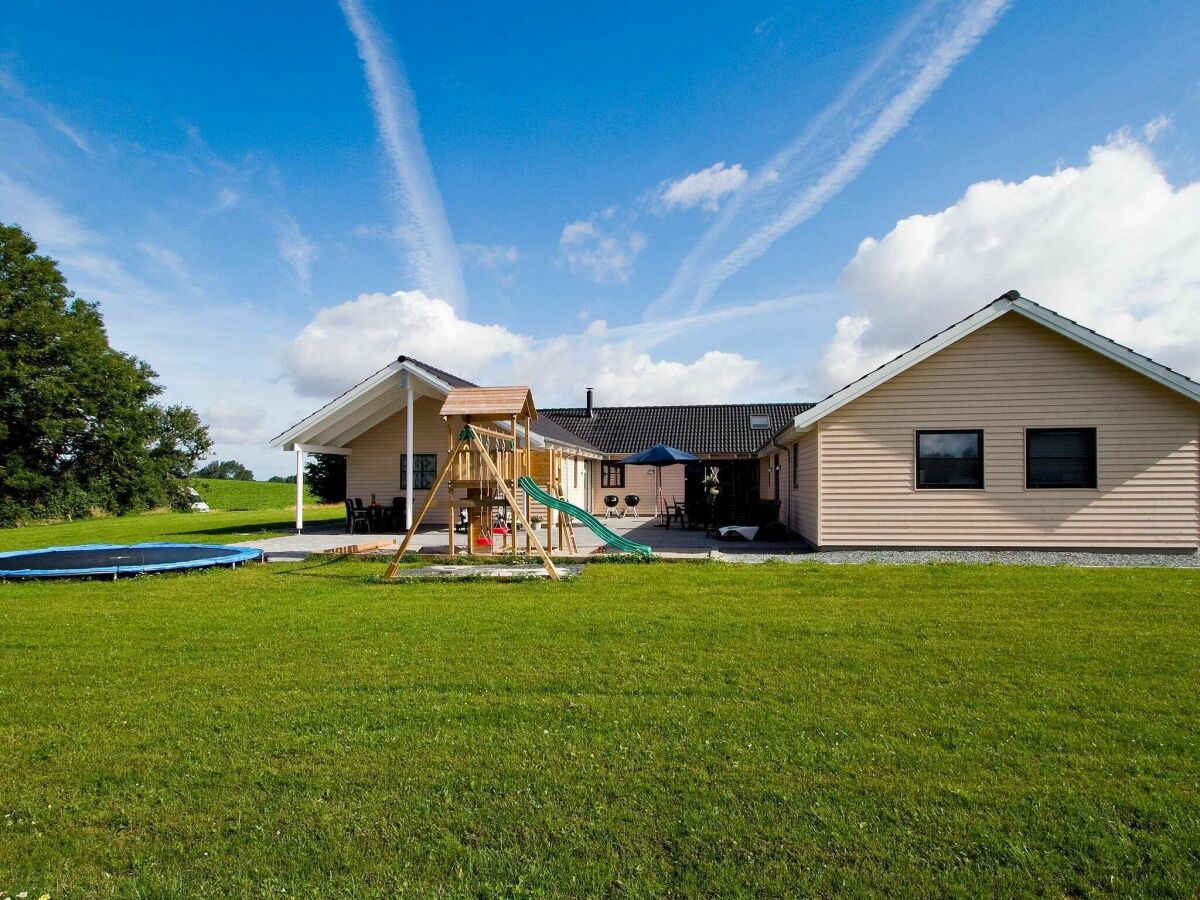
<box><xmin>446</xmin><ymin>417</ymin><xmax>456</xmax><ymax>557</ymax></box>
<box><xmin>471</xmin><ymin>433</ymin><xmax>558</xmax><ymax>579</ymax></box>
<box><xmin>523</xmin><ymin>414</ymin><xmax>532</xmax><ymax>555</ymax></box>
<box><xmin>385</xmin><ymin>437</ymin><xmax>466</xmax><ymax>577</ymax></box>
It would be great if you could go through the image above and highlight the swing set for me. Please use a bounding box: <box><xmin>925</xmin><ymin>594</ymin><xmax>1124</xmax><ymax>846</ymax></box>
<box><xmin>384</xmin><ymin>387</ymin><xmax>577</xmax><ymax>580</ymax></box>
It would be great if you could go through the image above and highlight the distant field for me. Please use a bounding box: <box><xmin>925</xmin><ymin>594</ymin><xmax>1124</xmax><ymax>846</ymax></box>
<box><xmin>0</xmin><ymin>561</ymin><xmax>1197</xmax><ymax>896</ymax></box>
<box><xmin>0</xmin><ymin>506</ymin><xmax>343</xmax><ymax>552</ymax></box>
<box><xmin>194</xmin><ymin>478</ymin><xmax>320</xmax><ymax>511</ymax></box>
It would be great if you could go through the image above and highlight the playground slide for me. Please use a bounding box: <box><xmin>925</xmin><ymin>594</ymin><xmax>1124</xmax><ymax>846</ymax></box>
<box><xmin>517</xmin><ymin>476</ymin><xmax>652</xmax><ymax>557</ymax></box>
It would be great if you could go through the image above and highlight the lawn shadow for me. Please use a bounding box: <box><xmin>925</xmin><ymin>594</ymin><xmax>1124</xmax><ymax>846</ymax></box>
<box><xmin>164</xmin><ymin>518</ymin><xmax>342</xmax><ymax>540</ymax></box>
<box><xmin>271</xmin><ymin>555</ymin><xmax>386</xmax><ymax>582</ymax></box>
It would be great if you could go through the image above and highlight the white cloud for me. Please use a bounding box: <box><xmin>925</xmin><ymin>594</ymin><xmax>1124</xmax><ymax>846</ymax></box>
<box><xmin>519</xmin><ymin>324</ymin><xmax>767</xmax><ymax>405</ymax></box>
<box><xmin>281</xmin><ymin>289</ymin><xmax>527</xmax><ymax>397</ymax></box>
<box><xmin>659</xmin><ymin>162</ymin><xmax>749</xmax><ymax>212</ymax></box>
<box><xmin>274</xmin><ymin>215</ymin><xmax>318</xmax><ymax>290</ymax></box>
<box><xmin>338</xmin><ymin>0</ymin><xmax>467</xmax><ymax>308</ymax></box>
<box><xmin>1142</xmin><ymin>114</ymin><xmax>1171</xmax><ymax>144</ymax></box>
<box><xmin>281</xmin><ymin>288</ymin><xmax>790</xmax><ymax>404</ymax></box>
<box><xmin>648</xmin><ymin>0</ymin><xmax>1011</xmax><ymax>320</ymax></box>
<box><xmin>559</xmin><ymin>215</ymin><xmax>646</xmax><ymax>284</ymax></box>
<box><xmin>204</xmin><ymin>399</ymin><xmax>272</xmax><ymax>445</ymax></box>
<box><xmin>825</xmin><ymin>135</ymin><xmax>1200</xmax><ymax>390</ymax></box>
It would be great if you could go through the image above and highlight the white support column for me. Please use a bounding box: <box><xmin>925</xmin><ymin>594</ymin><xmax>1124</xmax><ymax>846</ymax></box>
<box><xmin>294</xmin><ymin>447</ymin><xmax>305</xmax><ymax>532</ymax></box>
<box><xmin>405</xmin><ymin>383</ymin><xmax>415</xmax><ymax>532</ymax></box>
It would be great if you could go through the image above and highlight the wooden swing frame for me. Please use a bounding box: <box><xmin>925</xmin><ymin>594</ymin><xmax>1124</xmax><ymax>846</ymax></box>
<box><xmin>383</xmin><ymin>419</ymin><xmax>562</xmax><ymax>580</ymax></box>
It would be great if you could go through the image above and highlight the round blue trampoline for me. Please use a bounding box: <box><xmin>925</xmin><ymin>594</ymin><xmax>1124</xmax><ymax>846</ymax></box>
<box><xmin>0</xmin><ymin>543</ymin><xmax>263</xmax><ymax>579</ymax></box>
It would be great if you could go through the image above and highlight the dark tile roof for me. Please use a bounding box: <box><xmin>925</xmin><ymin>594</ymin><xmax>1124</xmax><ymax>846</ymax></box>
<box><xmin>400</xmin><ymin>356</ymin><xmax>600</xmax><ymax>453</ymax></box>
<box><xmin>397</xmin><ymin>355</ymin><xmax>478</xmax><ymax>389</ymax></box>
<box><xmin>540</xmin><ymin>403</ymin><xmax>813</xmax><ymax>456</ymax></box>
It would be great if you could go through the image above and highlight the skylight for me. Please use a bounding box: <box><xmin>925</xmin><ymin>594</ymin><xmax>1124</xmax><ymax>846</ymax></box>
<box><xmin>749</xmin><ymin>414</ymin><xmax>770</xmax><ymax>430</ymax></box>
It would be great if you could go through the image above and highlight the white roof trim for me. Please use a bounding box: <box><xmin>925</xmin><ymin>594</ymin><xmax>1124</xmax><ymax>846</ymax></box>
<box><xmin>780</xmin><ymin>293</ymin><xmax>1200</xmax><ymax>441</ymax></box>
<box><xmin>270</xmin><ymin>360</ymin><xmax>451</xmax><ymax>450</ymax></box>
<box><xmin>1007</xmin><ymin>296</ymin><xmax>1200</xmax><ymax>403</ymax></box>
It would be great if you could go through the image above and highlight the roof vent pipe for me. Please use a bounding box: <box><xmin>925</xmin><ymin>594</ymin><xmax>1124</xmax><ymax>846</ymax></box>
<box><xmin>586</xmin><ymin>387</ymin><xmax>594</xmax><ymax>418</ymax></box>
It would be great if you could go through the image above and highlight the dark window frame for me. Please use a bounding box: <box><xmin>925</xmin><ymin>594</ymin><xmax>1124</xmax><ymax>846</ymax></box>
<box><xmin>1025</xmin><ymin>427</ymin><xmax>1098</xmax><ymax>489</ymax></box>
<box><xmin>400</xmin><ymin>453</ymin><xmax>438</xmax><ymax>490</ymax></box>
<box><xmin>915</xmin><ymin>429</ymin><xmax>985</xmax><ymax>490</ymax></box>
<box><xmin>601</xmin><ymin>462</ymin><xmax>625</xmax><ymax>489</ymax></box>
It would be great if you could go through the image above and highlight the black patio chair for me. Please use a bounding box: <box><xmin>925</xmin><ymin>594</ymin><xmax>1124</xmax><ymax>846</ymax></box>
<box><xmin>664</xmin><ymin>495</ymin><xmax>686</xmax><ymax>530</ymax></box>
<box><xmin>391</xmin><ymin>497</ymin><xmax>407</xmax><ymax>532</ymax></box>
<box><xmin>345</xmin><ymin>498</ymin><xmax>371</xmax><ymax>534</ymax></box>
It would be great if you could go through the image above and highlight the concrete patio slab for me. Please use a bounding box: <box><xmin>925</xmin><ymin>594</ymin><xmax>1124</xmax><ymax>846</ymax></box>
<box><xmin>231</xmin><ymin>516</ymin><xmax>805</xmax><ymax>561</ymax></box>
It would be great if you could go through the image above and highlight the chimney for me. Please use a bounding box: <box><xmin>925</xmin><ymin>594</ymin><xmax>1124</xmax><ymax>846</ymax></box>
<box><xmin>586</xmin><ymin>387</ymin><xmax>594</xmax><ymax>418</ymax></box>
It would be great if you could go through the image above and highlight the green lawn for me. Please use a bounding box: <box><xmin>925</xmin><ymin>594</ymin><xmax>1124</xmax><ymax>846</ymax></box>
<box><xmin>193</xmin><ymin>478</ymin><xmax>320</xmax><ymax>511</ymax></box>
<box><xmin>1</xmin><ymin>561</ymin><xmax>1197</xmax><ymax>896</ymax></box>
<box><xmin>0</xmin><ymin>506</ymin><xmax>342</xmax><ymax>553</ymax></box>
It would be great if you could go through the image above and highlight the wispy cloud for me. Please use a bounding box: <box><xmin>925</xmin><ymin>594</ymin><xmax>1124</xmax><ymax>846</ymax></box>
<box><xmin>338</xmin><ymin>0</ymin><xmax>467</xmax><ymax>309</ymax></box>
<box><xmin>559</xmin><ymin>207</ymin><xmax>646</xmax><ymax>283</ymax></box>
<box><xmin>0</xmin><ymin>68</ymin><xmax>94</xmax><ymax>156</ymax></box>
<box><xmin>273</xmin><ymin>214</ymin><xmax>318</xmax><ymax>291</ymax></box>
<box><xmin>646</xmin><ymin>0</ymin><xmax>1011</xmax><ymax>320</ymax></box>
<box><xmin>460</xmin><ymin>242</ymin><xmax>519</xmax><ymax>269</ymax></box>
<box><xmin>658</xmin><ymin>162</ymin><xmax>749</xmax><ymax>212</ymax></box>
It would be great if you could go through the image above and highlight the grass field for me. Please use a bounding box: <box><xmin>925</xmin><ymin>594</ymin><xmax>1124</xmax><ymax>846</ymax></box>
<box><xmin>1</xmin><ymin>560</ymin><xmax>1197</xmax><ymax>896</ymax></box>
<box><xmin>193</xmin><ymin>478</ymin><xmax>320</xmax><ymax>511</ymax></box>
<box><xmin>0</xmin><ymin>506</ymin><xmax>342</xmax><ymax>553</ymax></box>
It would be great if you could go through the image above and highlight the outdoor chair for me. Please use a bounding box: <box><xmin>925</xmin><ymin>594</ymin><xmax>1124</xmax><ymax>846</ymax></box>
<box><xmin>344</xmin><ymin>498</ymin><xmax>371</xmax><ymax>534</ymax></box>
<box><xmin>391</xmin><ymin>497</ymin><xmax>406</xmax><ymax>532</ymax></box>
<box><xmin>624</xmin><ymin>494</ymin><xmax>642</xmax><ymax>519</ymax></box>
<box><xmin>663</xmin><ymin>495</ymin><xmax>686</xmax><ymax>530</ymax></box>
<box><xmin>602</xmin><ymin>495</ymin><xmax>620</xmax><ymax>518</ymax></box>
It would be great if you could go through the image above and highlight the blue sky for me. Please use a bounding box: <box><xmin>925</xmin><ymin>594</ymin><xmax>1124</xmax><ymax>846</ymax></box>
<box><xmin>3</xmin><ymin>0</ymin><xmax>1199</xmax><ymax>476</ymax></box>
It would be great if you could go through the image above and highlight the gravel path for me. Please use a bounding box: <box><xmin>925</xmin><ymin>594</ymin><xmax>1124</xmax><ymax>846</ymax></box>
<box><xmin>713</xmin><ymin>548</ymin><xmax>1200</xmax><ymax>568</ymax></box>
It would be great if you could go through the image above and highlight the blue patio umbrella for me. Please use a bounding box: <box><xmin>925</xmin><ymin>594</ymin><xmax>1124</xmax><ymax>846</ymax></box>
<box><xmin>619</xmin><ymin>444</ymin><xmax>699</xmax><ymax>519</ymax></box>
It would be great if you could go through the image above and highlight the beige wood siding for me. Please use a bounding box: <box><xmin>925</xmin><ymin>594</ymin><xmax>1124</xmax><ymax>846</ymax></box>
<box><xmin>346</xmin><ymin>395</ymin><xmax>453</xmax><ymax>525</ymax></box>
<box><xmin>592</xmin><ymin>460</ymin><xmax>683</xmax><ymax>516</ymax></box>
<box><xmin>816</xmin><ymin>313</ymin><xmax>1199</xmax><ymax>549</ymax></box>
<box><xmin>787</xmin><ymin>429</ymin><xmax>820</xmax><ymax>544</ymax></box>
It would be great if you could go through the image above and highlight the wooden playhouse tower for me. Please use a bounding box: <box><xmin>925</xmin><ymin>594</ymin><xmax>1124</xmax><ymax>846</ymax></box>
<box><xmin>383</xmin><ymin>386</ymin><xmax>576</xmax><ymax>580</ymax></box>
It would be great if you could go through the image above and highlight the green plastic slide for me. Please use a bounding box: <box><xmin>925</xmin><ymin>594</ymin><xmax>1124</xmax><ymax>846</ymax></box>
<box><xmin>517</xmin><ymin>476</ymin><xmax>652</xmax><ymax>557</ymax></box>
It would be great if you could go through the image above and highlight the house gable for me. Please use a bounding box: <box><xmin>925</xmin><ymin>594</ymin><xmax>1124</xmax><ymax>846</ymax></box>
<box><xmin>779</xmin><ymin>291</ymin><xmax>1200</xmax><ymax>444</ymax></box>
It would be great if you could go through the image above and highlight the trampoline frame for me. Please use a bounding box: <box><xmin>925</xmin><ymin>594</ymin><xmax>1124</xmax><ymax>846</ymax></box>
<box><xmin>0</xmin><ymin>542</ymin><xmax>263</xmax><ymax>579</ymax></box>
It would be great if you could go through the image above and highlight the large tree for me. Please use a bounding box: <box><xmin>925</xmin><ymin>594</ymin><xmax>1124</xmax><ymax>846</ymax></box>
<box><xmin>305</xmin><ymin>454</ymin><xmax>346</xmax><ymax>503</ymax></box>
<box><xmin>196</xmin><ymin>459</ymin><xmax>255</xmax><ymax>481</ymax></box>
<box><xmin>0</xmin><ymin>223</ymin><xmax>212</xmax><ymax>524</ymax></box>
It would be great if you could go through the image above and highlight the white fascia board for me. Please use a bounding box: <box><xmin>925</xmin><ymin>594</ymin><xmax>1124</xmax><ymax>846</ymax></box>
<box><xmin>397</xmin><ymin>359</ymin><xmax>454</xmax><ymax>395</ymax></box>
<box><xmin>1010</xmin><ymin>298</ymin><xmax>1200</xmax><ymax>404</ymax></box>
<box><xmin>787</xmin><ymin>300</ymin><xmax>1012</xmax><ymax>435</ymax></box>
<box><xmin>271</xmin><ymin>362</ymin><xmax>404</xmax><ymax>449</ymax></box>
<box><xmin>271</xmin><ymin>360</ymin><xmax>454</xmax><ymax>451</ymax></box>
<box><xmin>295</xmin><ymin>443</ymin><xmax>352</xmax><ymax>455</ymax></box>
